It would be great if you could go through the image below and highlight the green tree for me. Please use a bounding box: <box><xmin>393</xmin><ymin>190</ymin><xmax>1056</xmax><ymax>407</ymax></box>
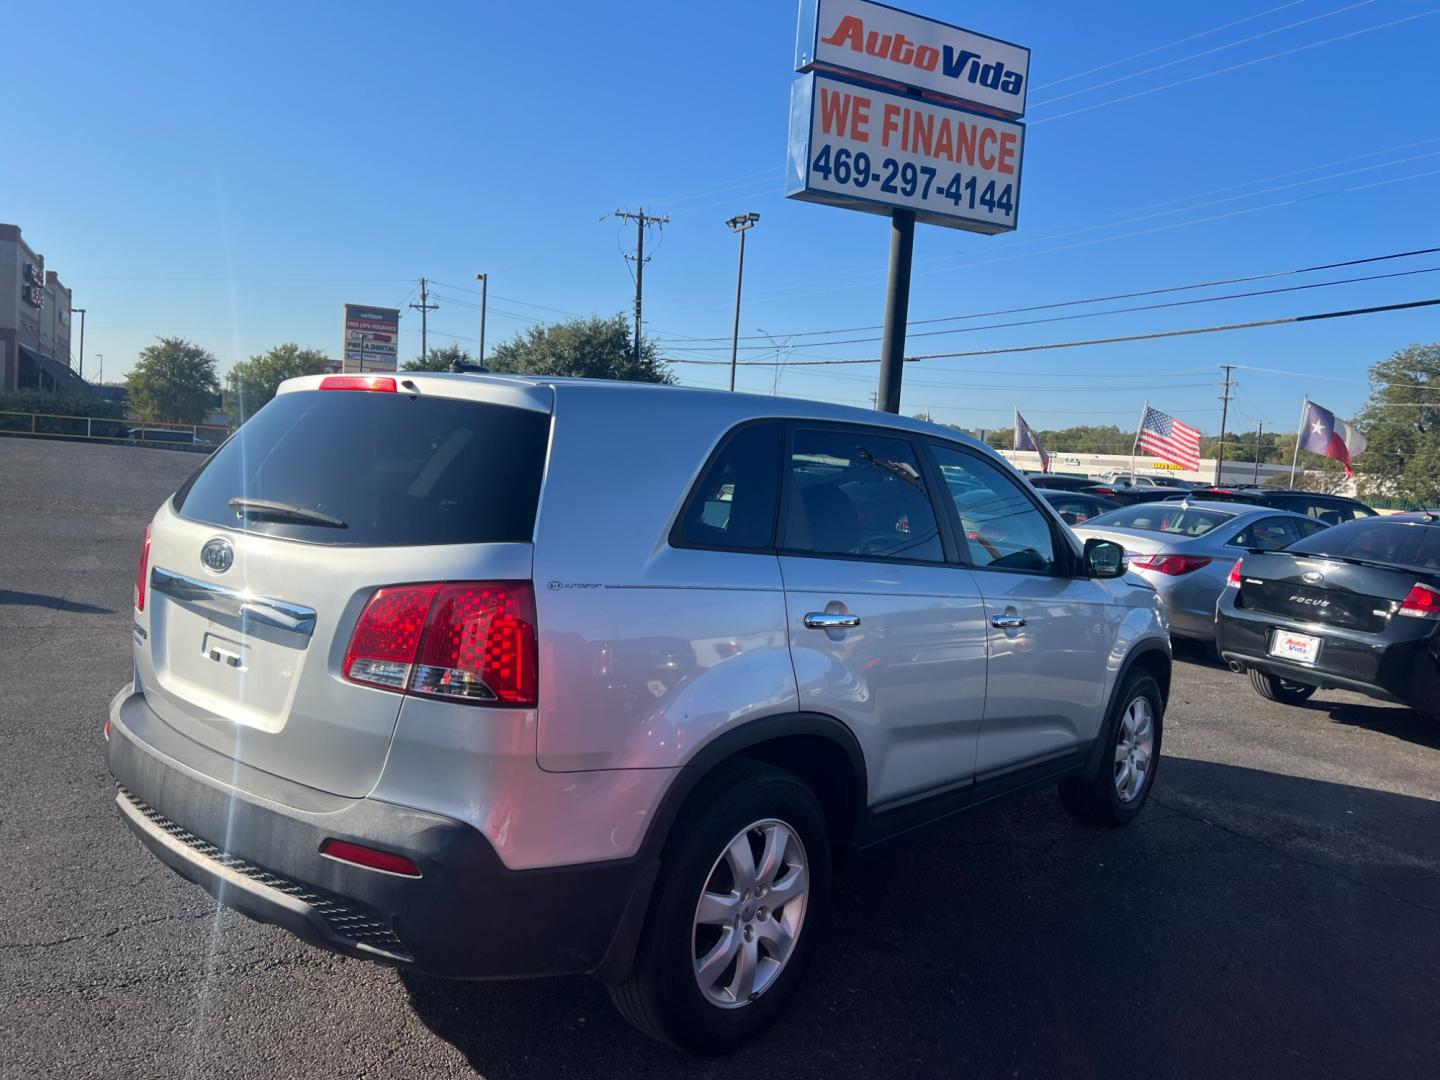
<box><xmin>1202</xmin><ymin>428</ymin><xmax>1293</xmax><ymax>464</ymax></box>
<box><xmin>488</xmin><ymin>314</ymin><xmax>674</xmax><ymax>384</ymax></box>
<box><xmin>126</xmin><ymin>337</ymin><xmax>220</xmax><ymax>423</ymax></box>
<box><xmin>402</xmin><ymin>343</ymin><xmax>473</xmax><ymax>372</ymax></box>
<box><xmin>1355</xmin><ymin>342</ymin><xmax>1440</xmax><ymax>506</ymax></box>
<box><xmin>224</xmin><ymin>343</ymin><xmax>333</xmax><ymax>422</ymax></box>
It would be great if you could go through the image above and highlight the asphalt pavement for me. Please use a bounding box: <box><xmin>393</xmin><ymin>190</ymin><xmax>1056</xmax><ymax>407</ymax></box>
<box><xmin>2</xmin><ymin>438</ymin><xmax>1437</xmax><ymax>1079</ymax></box>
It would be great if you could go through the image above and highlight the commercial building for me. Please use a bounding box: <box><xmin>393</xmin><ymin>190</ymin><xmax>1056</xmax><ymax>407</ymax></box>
<box><xmin>0</xmin><ymin>223</ymin><xmax>89</xmax><ymax>394</ymax></box>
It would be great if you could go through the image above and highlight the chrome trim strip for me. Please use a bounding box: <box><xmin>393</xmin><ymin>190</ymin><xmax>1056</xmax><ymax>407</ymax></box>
<box><xmin>150</xmin><ymin>566</ymin><xmax>317</xmax><ymax>639</ymax></box>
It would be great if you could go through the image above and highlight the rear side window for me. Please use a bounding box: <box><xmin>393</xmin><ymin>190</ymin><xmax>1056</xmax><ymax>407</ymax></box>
<box><xmin>1230</xmin><ymin>515</ymin><xmax>1306</xmax><ymax>551</ymax></box>
<box><xmin>782</xmin><ymin>428</ymin><xmax>943</xmax><ymax>563</ymax></box>
<box><xmin>1272</xmin><ymin>495</ymin><xmax>1354</xmax><ymax>524</ymax></box>
<box><xmin>174</xmin><ymin>390</ymin><xmax>550</xmax><ymax>546</ymax></box>
<box><xmin>676</xmin><ymin>422</ymin><xmax>783</xmax><ymax>550</ymax></box>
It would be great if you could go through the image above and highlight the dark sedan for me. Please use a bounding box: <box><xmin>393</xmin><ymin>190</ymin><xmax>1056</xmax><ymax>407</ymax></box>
<box><xmin>1082</xmin><ymin>483</ymin><xmax>1194</xmax><ymax>506</ymax></box>
<box><xmin>1026</xmin><ymin>474</ymin><xmax>1095</xmax><ymax>492</ymax></box>
<box><xmin>1039</xmin><ymin>489</ymin><xmax>1120</xmax><ymax>526</ymax></box>
<box><xmin>1216</xmin><ymin>515</ymin><xmax>1440</xmax><ymax>713</ymax></box>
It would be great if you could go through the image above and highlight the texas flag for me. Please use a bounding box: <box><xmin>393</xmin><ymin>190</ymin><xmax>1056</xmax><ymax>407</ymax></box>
<box><xmin>1014</xmin><ymin>410</ymin><xmax>1049</xmax><ymax>472</ymax></box>
<box><xmin>1299</xmin><ymin>400</ymin><xmax>1368</xmax><ymax>477</ymax></box>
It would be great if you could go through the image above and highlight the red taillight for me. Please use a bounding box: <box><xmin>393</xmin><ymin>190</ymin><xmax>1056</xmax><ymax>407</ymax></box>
<box><xmin>1227</xmin><ymin>558</ymin><xmax>1243</xmax><ymax>588</ymax></box>
<box><xmin>343</xmin><ymin>585</ymin><xmax>439</xmax><ymax>690</ymax></box>
<box><xmin>1130</xmin><ymin>554</ymin><xmax>1213</xmax><ymax>576</ymax></box>
<box><xmin>319</xmin><ymin>838</ymin><xmax>421</xmax><ymax>877</ymax></box>
<box><xmin>320</xmin><ymin>375</ymin><xmax>397</xmax><ymax>392</ymax></box>
<box><xmin>1398</xmin><ymin>582</ymin><xmax>1440</xmax><ymax>619</ymax></box>
<box><xmin>134</xmin><ymin>522</ymin><xmax>152</xmax><ymax>611</ymax></box>
<box><xmin>343</xmin><ymin>582</ymin><xmax>538</xmax><ymax>706</ymax></box>
<box><xmin>1092</xmin><ymin>486</ymin><xmax>1116</xmax><ymax>496</ymax></box>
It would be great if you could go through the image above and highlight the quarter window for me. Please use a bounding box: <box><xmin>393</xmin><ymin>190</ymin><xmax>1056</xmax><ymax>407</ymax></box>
<box><xmin>677</xmin><ymin>422</ymin><xmax>783</xmax><ymax>550</ymax></box>
<box><xmin>782</xmin><ymin>429</ymin><xmax>943</xmax><ymax>562</ymax></box>
<box><xmin>930</xmin><ymin>445</ymin><xmax>1058</xmax><ymax>574</ymax></box>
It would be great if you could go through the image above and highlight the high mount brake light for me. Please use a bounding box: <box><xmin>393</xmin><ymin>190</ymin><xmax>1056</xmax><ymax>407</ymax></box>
<box><xmin>320</xmin><ymin>376</ymin><xmax>397</xmax><ymax>392</ymax></box>
<box><xmin>1130</xmin><ymin>553</ymin><xmax>1212</xmax><ymax>576</ymax></box>
<box><xmin>135</xmin><ymin>522</ymin><xmax>152</xmax><ymax>611</ymax></box>
<box><xmin>343</xmin><ymin>582</ymin><xmax>538</xmax><ymax>706</ymax></box>
<box><xmin>1398</xmin><ymin>582</ymin><xmax>1440</xmax><ymax>619</ymax></box>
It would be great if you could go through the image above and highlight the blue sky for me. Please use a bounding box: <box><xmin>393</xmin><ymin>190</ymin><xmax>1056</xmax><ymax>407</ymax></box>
<box><xmin>6</xmin><ymin>0</ymin><xmax>1439</xmax><ymax>439</ymax></box>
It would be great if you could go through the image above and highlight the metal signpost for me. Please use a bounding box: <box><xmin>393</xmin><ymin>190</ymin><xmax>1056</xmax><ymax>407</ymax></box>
<box><xmin>342</xmin><ymin>304</ymin><xmax>401</xmax><ymax>373</ymax></box>
<box><xmin>789</xmin><ymin>0</ymin><xmax>1029</xmax><ymax>412</ymax></box>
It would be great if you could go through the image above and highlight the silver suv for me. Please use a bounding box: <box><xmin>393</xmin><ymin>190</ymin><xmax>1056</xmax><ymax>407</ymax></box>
<box><xmin>107</xmin><ymin>373</ymin><xmax>1170</xmax><ymax>1052</ymax></box>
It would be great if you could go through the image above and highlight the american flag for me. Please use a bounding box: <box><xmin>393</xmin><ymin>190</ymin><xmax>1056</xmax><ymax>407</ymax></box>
<box><xmin>1137</xmin><ymin>405</ymin><xmax>1201</xmax><ymax>470</ymax></box>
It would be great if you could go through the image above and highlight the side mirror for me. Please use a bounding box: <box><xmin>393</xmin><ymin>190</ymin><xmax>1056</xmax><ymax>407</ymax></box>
<box><xmin>1084</xmin><ymin>537</ymin><xmax>1127</xmax><ymax>579</ymax></box>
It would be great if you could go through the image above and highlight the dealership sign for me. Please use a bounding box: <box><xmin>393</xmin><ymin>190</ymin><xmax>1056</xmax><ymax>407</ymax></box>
<box><xmin>795</xmin><ymin>0</ymin><xmax>1030</xmax><ymax>120</ymax></box>
<box><xmin>342</xmin><ymin>304</ymin><xmax>400</xmax><ymax>372</ymax></box>
<box><xmin>787</xmin><ymin>72</ymin><xmax>1023</xmax><ymax>232</ymax></box>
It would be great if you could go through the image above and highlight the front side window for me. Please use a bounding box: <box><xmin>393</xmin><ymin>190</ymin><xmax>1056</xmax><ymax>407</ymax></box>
<box><xmin>677</xmin><ymin>422</ymin><xmax>783</xmax><ymax>550</ymax></box>
<box><xmin>930</xmin><ymin>445</ymin><xmax>1057</xmax><ymax>574</ymax></box>
<box><xmin>782</xmin><ymin>428</ymin><xmax>943</xmax><ymax>562</ymax></box>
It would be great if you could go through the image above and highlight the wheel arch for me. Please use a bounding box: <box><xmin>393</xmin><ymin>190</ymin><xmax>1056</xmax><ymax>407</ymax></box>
<box><xmin>1082</xmin><ymin>641</ymin><xmax>1171</xmax><ymax>782</ymax></box>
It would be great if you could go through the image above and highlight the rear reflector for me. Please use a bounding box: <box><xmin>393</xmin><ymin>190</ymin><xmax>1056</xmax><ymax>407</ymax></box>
<box><xmin>134</xmin><ymin>522</ymin><xmax>152</xmax><ymax>611</ymax></box>
<box><xmin>320</xmin><ymin>375</ymin><xmax>397</xmax><ymax>393</ymax></box>
<box><xmin>343</xmin><ymin>581</ymin><xmax>538</xmax><ymax>707</ymax></box>
<box><xmin>1227</xmin><ymin>558</ymin><xmax>1243</xmax><ymax>588</ymax></box>
<box><xmin>319</xmin><ymin>838</ymin><xmax>421</xmax><ymax>877</ymax></box>
<box><xmin>1398</xmin><ymin>582</ymin><xmax>1440</xmax><ymax>619</ymax></box>
<box><xmin>1130</xmin><ymin>553</ymin><xmax>1213</xmax><ymax>576</ymax></box>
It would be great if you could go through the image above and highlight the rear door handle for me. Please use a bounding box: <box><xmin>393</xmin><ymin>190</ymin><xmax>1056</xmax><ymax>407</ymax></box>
<box><xmin>990</xmin><ymin>613</ymin><xmax>1027</xmax><ymax>629</ymax></box>
<box><xmin>804</xmin><ymin>612</ymin><xmax>862</xmax><ymax>630</ymax></box>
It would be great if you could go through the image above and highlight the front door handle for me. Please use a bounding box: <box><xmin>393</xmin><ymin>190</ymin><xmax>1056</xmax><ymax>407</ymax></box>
<box><xmin>804</xmin><ymin>612</ymin><xmax>862</xmax><ymax>630</ymax></box>
<box><xmin>990</xmin><ymin>613</ymin><xmax>1027</xmax><ymax>629</ymax></box>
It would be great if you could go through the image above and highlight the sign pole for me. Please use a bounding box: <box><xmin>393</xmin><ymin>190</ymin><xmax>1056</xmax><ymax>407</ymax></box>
<box><xmin>877</xmin><ymin>208</ymin><xmax>915</xmax><ymax>413</ymax></box>
<box><xmin>1290</xmin><ymin>396</ymin><xmax>1309</xmax><ymax>487</ymax></box>
<box><xmin>1129</xmin><ymin>401</ymin><xmax>1147</xmax><ymax>482</ymax></box>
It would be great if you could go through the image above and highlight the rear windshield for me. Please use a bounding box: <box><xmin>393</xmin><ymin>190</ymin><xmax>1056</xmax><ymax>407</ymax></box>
<box><xmin>1087</xmin><ymin>505</ymin><xmax>1234</xmax><ymax>537</ymax></box>
<box><xmin>173</xmin><ymin>390</ymin><xmax>550</xmax><ymax>546</ymax></box>
<box><xmin>1289</xmin><ymin>519</ymin><xmax>1440</xmax><ymax>571</ymax></box>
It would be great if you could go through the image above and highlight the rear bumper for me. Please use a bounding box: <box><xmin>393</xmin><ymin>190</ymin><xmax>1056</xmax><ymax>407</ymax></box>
<box><xmin>1215</xmin><ymin>595</ymin><xmax>1440</xmax><ymax>710</ymax></box>
<box><xmin>106</xmin><ymin>691</ymin><xmax>657</xmax><ymax>981</ymax></box>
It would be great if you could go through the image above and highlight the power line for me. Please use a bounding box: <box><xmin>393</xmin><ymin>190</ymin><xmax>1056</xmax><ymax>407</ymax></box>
<box><xmin>659</xmin><ymin>263</ymin><xmax>1440</xmax><ymax>352</ymax></box>
<box><xmin>662</xmin><ymin>296</ymin><xmax>1440</xmax><ymax>367</ymax></box>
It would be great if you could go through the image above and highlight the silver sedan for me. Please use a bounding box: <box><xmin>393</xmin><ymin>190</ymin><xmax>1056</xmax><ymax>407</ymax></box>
<box><xmin>1073</xmin><ymin>500</ymin><xmax>1333</xmax><ymax>643</ymax></box>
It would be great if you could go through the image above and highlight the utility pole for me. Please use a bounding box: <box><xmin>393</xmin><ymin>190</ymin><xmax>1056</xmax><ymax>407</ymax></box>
<box><xmin>1253</xmin><ymin>419</ymin><xmax>1265</xmax><ymax>484</ymax></box>
<box><xmin>1215</xmin><ymin>364</ymin><xmax>1236</xmax><ymax>485</ymax></box>
<box><xmin>409</xmin><ymin>278</ymin><xmax>438</xmax><ymax>365</ymax></box>
<box><xmin>474</xmin><ymin>273</ymin><xmax>488</xmax><ymax>365</ymax></box>
<box><xmin>725</xmin><ymin>212</ymin><xmax>760</xmax><ymax>391</ymax></box>
<box><xmin>72</xmin><ymin>307</ymin><xmax>86</xmax><ymax>379</ymax></box>
<box><xmin>614</xmin><ymin>208</ymin><xmax>669</xmax><ymax>363</ymax></box>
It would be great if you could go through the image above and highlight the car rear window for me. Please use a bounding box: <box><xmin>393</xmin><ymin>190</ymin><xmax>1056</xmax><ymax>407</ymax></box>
<box><xmin>1087</xmin><ymin>505</ymin><xmax>1234</xmax><ymax>537</ymax></box>
<box><xmin>173</xmin><ymin>390</ymin><xmax>550</xmax><ymax>546</ymax></box>
<box><xmin>1288</xmin><ymin>520</ymin><xmax>1440</xmax><ymax>570</ymax></box>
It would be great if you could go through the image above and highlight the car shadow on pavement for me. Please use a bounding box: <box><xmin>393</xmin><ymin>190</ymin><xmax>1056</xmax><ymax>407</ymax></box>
<box><xmin>1308</xmin><ymin>700</ymin><xmax>1440</xmax><ymax>750</ymax></box>
<box><xmin>0</xmin><ymin>589</ymin><xmax>113</xmax><ymax>614</ymax></box>
<box><xmin>401</xmin><ymin>757</ymin><xmax>1440</xmax><ymax>1079</ymax></box>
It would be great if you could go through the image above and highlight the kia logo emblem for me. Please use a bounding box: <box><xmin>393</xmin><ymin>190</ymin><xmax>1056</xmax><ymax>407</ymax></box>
<box><xmin>1302</xmin><ymin>570</ymin><xmax>1324</xmax><ymax>585</ymax></box>
<box><xmin>200</xmin><ymin>538</ymin><xmax>234</xmax><ymax>574</ymax></box>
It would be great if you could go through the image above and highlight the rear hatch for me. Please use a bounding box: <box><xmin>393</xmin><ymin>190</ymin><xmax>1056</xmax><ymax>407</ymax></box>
<box><xmin>1237</xmin><ymin>552</ymin><xmax>1424</xmax><ymax>634</ymax></box>
<box><xmin>134</xmin><ymin>378</ymin><xmax>551</xmax><ymax>797</ymax></box>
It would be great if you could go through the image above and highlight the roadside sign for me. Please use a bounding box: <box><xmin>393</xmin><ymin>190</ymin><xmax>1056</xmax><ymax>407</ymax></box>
<box><xmin>342</xmin><ymin>304</ymin><xmax>400</xmax><ymax>373</ymax></box>
<box><xmin>787</xmin><ymin>71</ymin><xmax>1023</xmax><ymax>233</ymax></box>
<box><xmin>795</xmin><ymin>0</ymin><xmax>1030</xmax><ymax>120</ymax></box>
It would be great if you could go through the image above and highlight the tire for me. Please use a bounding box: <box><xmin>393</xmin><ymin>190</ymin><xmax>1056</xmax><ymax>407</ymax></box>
<box><xmin>1248</xmin><ymin>667</ymin><xmax>1317</xmax><ymax>704</ymax></box>
<box><xmin>1059</xmin><ymin>672</ymin><xmax>1164</xmax><ymax>827</ymax></box>
<box><xmin>608</xmin><ymin>761</ymin><xmax>831</xmax><ymax>1054</ymax></box>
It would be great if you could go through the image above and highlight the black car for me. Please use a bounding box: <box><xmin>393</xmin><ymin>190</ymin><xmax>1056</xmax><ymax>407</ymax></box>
<box><xmin>1026</xmin><ymin>474</ymin><xmax>1095</xmax><ymax>492</ymax></box>
<box><xmin>1082</xmin><ymin>483</ymin><xmax>1194</xmax><ymax>506</ymax></box>
<box><xmin>1217</xmin><ymin>515</ymin><xmax>1440</xmax><ymax>713</ymax></box>
<box><xmin>1040</xmin><ymin>489</ymin><xmax>1120</xmax><ymax>526</ymax></box>
<box><xmin>1184</xmin><ymin>487</ymin><xmax>1376</xmax><ymax>524</ymax></box>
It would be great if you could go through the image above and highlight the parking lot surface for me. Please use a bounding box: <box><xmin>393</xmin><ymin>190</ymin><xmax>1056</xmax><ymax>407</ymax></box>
<box><xmin>2</xmin><ymin>439</ymin><xmax>1437</xmax><ymax>1079</ymax></box>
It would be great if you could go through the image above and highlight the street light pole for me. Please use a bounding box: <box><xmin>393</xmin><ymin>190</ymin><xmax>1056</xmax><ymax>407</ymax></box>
<box><xmin>725</xmin><ymin>212</ymin><xmax>760</xmax><ymax>392</ymax></box>
<box><xmin>72</xmin><ymin>308</ymin><xmax>86</xmax><ymax>379</ymax></box>
<box><xmin>474</xmin><ymin>273</ymin><xmax>488</xmax><ymax>365</ymax></box>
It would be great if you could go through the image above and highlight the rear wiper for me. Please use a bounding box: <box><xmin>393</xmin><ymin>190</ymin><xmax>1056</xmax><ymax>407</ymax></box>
<box><xmin>228</xmin><ymin>497</ymin><xmax>347</xmax><ymax>529</ymax></box>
